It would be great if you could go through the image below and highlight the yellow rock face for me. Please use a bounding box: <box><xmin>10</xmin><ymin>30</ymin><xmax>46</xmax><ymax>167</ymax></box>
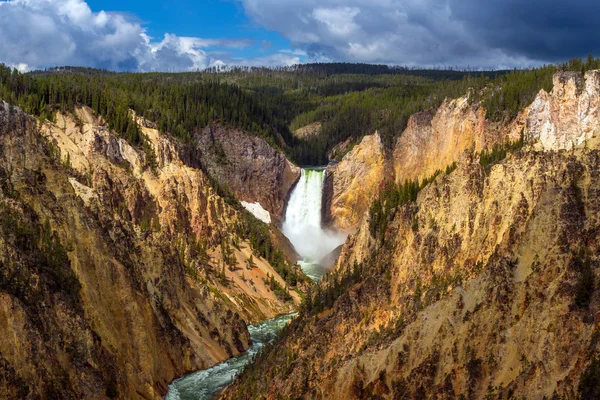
<box><xmin>324</xmin><ymin>132</ymin><xmax>387</xmax><ymax>232</ymax></box>
<box><xmin>222</xmin><ymin>71</ymin><xmax>600</xmax><ymax>400</ymax></box>
<box><xmin>0</xmin><ymin>104</ymin><xmax>301</xmax><ymax>399</ymax></box>
<box><xmin>393</xmin><ymin>97</ymin><xmax>487</xmax><ymax>184</ymax></box>
<box><xmin>330</xmin><ymin>147</ymin><xmax>600</xmax><ymax>399</ymax></box>
<box><xmin>46</xmin><ymin>107</ymin><xmax>302</xmax><ymax>320</ymax></box>
<box><xmin>324</xmin><ymin>97</ymin><xmax>526</xmax><ymax>234</ymax></box>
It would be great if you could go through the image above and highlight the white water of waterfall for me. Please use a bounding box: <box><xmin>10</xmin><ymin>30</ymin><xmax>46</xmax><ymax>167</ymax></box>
<box><xmin>282</xmin><ymin>168</ymin><xmax>347</xmax><ymax>280</ymax></box>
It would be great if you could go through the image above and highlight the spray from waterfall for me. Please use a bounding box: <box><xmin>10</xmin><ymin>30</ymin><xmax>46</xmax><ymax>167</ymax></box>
<box><xmin>282</xmin><ymin>169</ymin><xmax>346</xmax><ymax>279</ymax></box>
<box><xmin>165</xmin><ymin>169</ymin><xmax>346</xmax><ymax>397</ymax></box>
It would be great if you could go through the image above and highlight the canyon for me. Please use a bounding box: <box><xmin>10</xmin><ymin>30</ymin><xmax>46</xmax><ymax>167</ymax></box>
<box><xmin>0</xmin><ymin>102</ymin><xmax>305</xmax><ymax>399</ymax></box>
<box><xmin>1</xmin><ymin>65</ymin><xmax>599</xmax><ymax>400</ymax></box>
<box><xmin>222</xmin><ymin>70</ymin><xmax>600</xmax><ymax>399</ymax></box>
<box><xmin>166</xmin><ymin>166</ymin><xmax>344</xmax><ymax>399</ymax></box>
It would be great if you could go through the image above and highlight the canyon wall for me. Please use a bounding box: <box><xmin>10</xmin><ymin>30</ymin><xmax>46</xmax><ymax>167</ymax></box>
<box><xmin>0</xmin><ymin>104</ymin><xmax>302</xmax><ymax>399</ymax></box>
<box><xmin>223</xmin><ymin>70</ymin><xmax>600</xmax><ymax>399</ymax></box>
<box><xmin>323</xmin><ymin>94</ymin><xmax>526</xmax><ymax>233</ymax></box>
<box><xmin>323</xmin><ymin>132</ymin><xmax>387</xmax><ymax>232</ymax></box>
<box><xmin>193</xmin><ymin>125</ymin><xmax>300</xmax><ymax>220</ymax></box>
<box><xmin>391</xmin><ymin>96</ymin><xmax>525</xmax><ymax>184</ymax></box>
<box><xmin>526</xmin><ymin>70</ymin><xmax>600</xmax><ymax>151</ymax></box>
<box><xmin>324</xmin><ymin>91</ymin><xmax>516</xmax><ymax>232</ymax></box>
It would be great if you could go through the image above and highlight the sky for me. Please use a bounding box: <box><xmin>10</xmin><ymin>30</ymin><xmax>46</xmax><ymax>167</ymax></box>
<box><xmin>0</xmin><ymin>0</ymin><xmax>599</xmax><ymax>72</ymax></box>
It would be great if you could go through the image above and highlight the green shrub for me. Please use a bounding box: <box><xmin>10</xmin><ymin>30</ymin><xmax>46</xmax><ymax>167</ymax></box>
<box><xmin>572</xmin><ymin>250</ymin><xmax>594</xmax><ymax>309</ymax></box>
<box><xmin>479</xmin><ymin>134</ymin><xmax>524</xmax><ymax>173</ymax></box>
<box><xmin>579</xmin><ymin>356</ymin><xmax>600</xmax><ymax>399</ymax></box>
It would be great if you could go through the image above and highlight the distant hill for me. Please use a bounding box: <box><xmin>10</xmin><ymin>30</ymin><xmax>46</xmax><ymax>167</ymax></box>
<box><xmin>27</xmin><ymin>66</ymin><xmax>117</xmax><ymax>77</ymax></box>
<box><xmin>286</xmin><ymin>62</ymin><xmax>511</xmax><ymax>80</ymax></box>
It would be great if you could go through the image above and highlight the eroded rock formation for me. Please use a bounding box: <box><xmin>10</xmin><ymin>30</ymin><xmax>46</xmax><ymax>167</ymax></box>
<box><xmin>222</xmin><ymin>70</ymin><xmax>600</xmax><ymax>400</ymax></box>
<box><xmin>323</xmin><ymin>132</ymin><xmax>387</xmax><ymax>232</ymax></box>
<box><xmin>526</xmin><ymin>70</ymin><xmax>600</xmax><ymax>151</ymax></box>
<box><xmin>193</xmin><ymin>125</ymin><xmax>300</xmax><ymax>220</ymax></box>
<box><xmin>0</xmin><ymin>103</ymin><xmax>302</xmax><ymax>399</ymax></box>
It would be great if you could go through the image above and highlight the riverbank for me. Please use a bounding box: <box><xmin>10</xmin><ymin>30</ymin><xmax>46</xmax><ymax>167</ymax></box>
<box><xmin>165</xmin><ymin>314</ymin><xmax>295</xmax><ymax>400</ymax></box>
<box><xmin>165</xmin><ymin>167</ymin><xmax>347</xmax><ymax>399</ymax></box>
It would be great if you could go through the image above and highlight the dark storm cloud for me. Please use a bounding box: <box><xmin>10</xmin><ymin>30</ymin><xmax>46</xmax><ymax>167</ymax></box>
<box><xmin>240</xmin><ymin>0</ymin><xmax>600</xmax><ymax>68</ymax></box>
<box><xmin>449</xmin><ymin>0</ymin><xmax>600</xmax><ymax>61</ymax></box>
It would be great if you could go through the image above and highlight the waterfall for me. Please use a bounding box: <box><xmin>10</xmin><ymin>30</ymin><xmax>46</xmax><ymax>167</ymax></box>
<box><xmin>165</xmin><ymin>169</ymin><xmax>347</xmax><ymax>398</ymax></box>
<box><xmin>282</xmin><ymin>168</ymin><xmax>346</xmax><ymax>280</ymax></box>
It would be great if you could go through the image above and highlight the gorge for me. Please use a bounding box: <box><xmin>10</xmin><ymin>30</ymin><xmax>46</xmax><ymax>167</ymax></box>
<box><xmin>165</xmin><ymin>314</ymin><xmax>295</xmax><ymax>400</ymax></box>
<box><xmin>222</xmin><ymin>69</ymin><xmax>600</xmax><ymax>400</ymax></box>
<box><xmin>165</xmin><ymin>167</ymin><xmax>348</xmax><ymax>398</ymax></box>
<box><xmin>1</xmin><ymin>60</ymin><xmax>600</xmax><ymax>399</ymax></box>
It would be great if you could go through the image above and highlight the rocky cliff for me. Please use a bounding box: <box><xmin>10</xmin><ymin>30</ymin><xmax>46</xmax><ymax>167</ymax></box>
<box><xmin>323</xmin><ymin>133</ymin><xmax>387</xmax><ymax>232</ymax></box>
<box><xmin>391</xmin><ymin>96</ymin><xmax>525</xmax><ymax>184</ymax></box>
<box><xmin>193</xmin><ymin>125</ymin><xmax>300</xmax><ymax>220</ymax></box>
<box><xmin>323</xmin><ymin>92</ymin><xmax>526</xmax><ymax>233</ymax></box>
<box><xmin>526</xmin><ymin>70</ymin><xmax>600</xmax><ymax>151</ymax></box>
<box><xmin>0</xmin><ymin>103</ymin><xmax>303</xmax><ymax>399</ymax></box>
<box><xmin>222</xmin><ymin>70</ymin><xmax>600</xmax><ymax>399</ymax></box>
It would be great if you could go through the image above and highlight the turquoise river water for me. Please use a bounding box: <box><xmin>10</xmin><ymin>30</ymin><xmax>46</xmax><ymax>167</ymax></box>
<box><xmin>165</xmin><ymin>168</ymin><xmax>346</xmax><ymax>399</ymax></box>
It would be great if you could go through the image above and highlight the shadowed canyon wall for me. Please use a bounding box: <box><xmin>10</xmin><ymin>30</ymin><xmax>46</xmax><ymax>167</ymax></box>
<box><xmin>193</xmin><ymin>125</ymin><xmax>300</xmax><ymax>220</ymax></box>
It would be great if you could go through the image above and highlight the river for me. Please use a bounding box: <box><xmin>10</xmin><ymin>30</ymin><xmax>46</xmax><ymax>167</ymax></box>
<box><xmin>165</xmin><ymin>314</ymin><xmax>295</xmax><ymax>400</ymax></box>
<box><xmin>165</xmin><ymin>168</ymin><xmax>345</xmax><ymax>399</ymax></box>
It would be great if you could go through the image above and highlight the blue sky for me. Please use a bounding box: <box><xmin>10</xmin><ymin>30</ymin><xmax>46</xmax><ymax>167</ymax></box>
<box><xmin>0</xmin><ymin>0</ymin><xmax>598</xmax><ymax>71</ymax></box>
<box><xmin>85</xmin><ymin>0</ymin><xmax>301</xmax><ymax>66</ymax></box>
<box><xmin>87</xmin><ymin>0</ymin><xmax>244</xmax><ymax>39</ymax></box>
<box><xmin>85</xmin><ymin>0</ymin><xmax>293</xmax><ymax>59</ymax></box>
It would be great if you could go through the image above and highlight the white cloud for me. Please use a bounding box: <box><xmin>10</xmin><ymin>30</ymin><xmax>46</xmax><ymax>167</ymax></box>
<box><xmin>280</xmin><ymin>49</ymin><xmax>308</xmax><ymax>56</ymax></box>
<box><xmin>3</xmin><ymin>0</ymin><xmax>572</xmax><ymax>71</ymax></box>
<box><xmin>230</xmin><ymin>52</ymin><xmax>302</xmax><ymax>68</ymax></box>
<box><xmin>0</xmin><ymin>0</ymin><xmax>262</xmax><ymax>71</ymax></box>
<box><xmin>312</xmin><ymin>7</ymin><xmax>360</xmax><ymax>37</ymax></box>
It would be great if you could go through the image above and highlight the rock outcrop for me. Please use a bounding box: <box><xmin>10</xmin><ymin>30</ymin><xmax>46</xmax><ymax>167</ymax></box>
<box><xmin>526</xmin><ymin>70</ymin><xmax>600</xmax><ymax>151</ymax></box>
<box><xmin>323</xmin><ymin>96</ymin><xmax>526</xmax><ymax>233</ymax></box>
<box><xmin>222</xmin><ymin>70</ymin><xmax>600</xmax><ymax>399</ymax></box>
<box><xmin>294</xmin><ymin>122</ymin><xmax>322</xmax><ymax>139</ymax></box>
<box><xmin>0</xmin><ymin>103</ymin><xmax>302</xmax><ymax>399</ymax></box>
<box><xmin>193</xmin><ymin>125</ymin><xmax>300</xmax><ymax>220</ymax></box>
<box><xmin>322</xmin><ymin>132</ymin><xmax>387</xmax><ymax>232</ymax></box>
<box><xmin>393</xmin><ymin>98</ymin><xmax>484</xmax><ymax>184</ymax></box>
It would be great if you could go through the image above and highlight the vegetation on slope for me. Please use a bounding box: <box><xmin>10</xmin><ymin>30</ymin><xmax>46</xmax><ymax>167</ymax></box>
<box><xmin>206</xmin><ymin>174</ymin><xmax>308</xmax><ymax>289</ymax></box>
<box><xmin>2</xmin><ymin>57</ymin><xmax>600</xmax><ymax>398</ymax></box>
<box><xmin>2</xmin><ymin>56</ymin><xmax>600</xmax><ymax>166</ymax></box>
<box><xmin>0</xmin><ymin>203</ymin><xmax>80</xmax><ymax>313</ymax></box>
<box><xmin>225</xmin><ymin>146</ymin><xmax>600</xmax><ymax>400</ymax></box>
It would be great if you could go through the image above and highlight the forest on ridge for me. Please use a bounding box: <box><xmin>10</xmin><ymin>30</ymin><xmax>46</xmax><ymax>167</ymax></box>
<box><xmin>2</xmin><ymin>56</ymin><xmax>600</xmax><ymax>166</ymax></box>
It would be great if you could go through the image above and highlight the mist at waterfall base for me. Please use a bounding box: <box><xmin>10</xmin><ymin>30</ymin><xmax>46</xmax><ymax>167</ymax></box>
<box><xmin>282</xmin><ymin>168</ymin><xmax>347</xmax><ymax>281</ymax></box>
<box><xmin>164</xmin><ymin>168</ymin><xmax>345</xmax><ymax>399</ymax></box>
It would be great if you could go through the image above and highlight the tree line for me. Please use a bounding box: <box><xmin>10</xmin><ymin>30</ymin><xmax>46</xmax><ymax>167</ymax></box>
<box><xmin>1</xmin><ymin>56</ymin><xmax>599</xmax><ymax>166</ymax></box>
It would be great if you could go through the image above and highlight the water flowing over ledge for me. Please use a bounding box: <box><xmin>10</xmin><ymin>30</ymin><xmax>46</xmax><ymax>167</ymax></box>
<box><xmin>165</xmin><ymin>168</ymin><xmax>346</xmax><ymax>399</ymax></box>
<box><xmin>282</xmin><ymin>168</ymin><xmax>347</xmax><ymax>280</ymax></box>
